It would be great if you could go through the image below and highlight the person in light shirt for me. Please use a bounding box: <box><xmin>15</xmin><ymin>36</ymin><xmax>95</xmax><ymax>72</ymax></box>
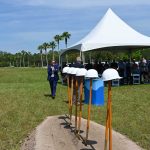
<box><xmin>47</xmin><ymin>60</ymin><xmax>59</xmax><ymax>99</ymax></box>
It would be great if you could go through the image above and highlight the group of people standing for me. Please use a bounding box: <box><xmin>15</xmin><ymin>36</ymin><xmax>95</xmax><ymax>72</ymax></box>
<box><xmin>84</xmin><ymin>57</ymin><xmax>150</xmax><ymax>85</ymax></box>
<box><xmin>47</xmin><ymin>57</ymin><xmax>150</xmax><ymax>98</ymax></box>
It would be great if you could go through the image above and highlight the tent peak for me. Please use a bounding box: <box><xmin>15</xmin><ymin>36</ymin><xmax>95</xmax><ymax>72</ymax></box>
<box><xmin>107</xmin><ymin>8</ymin><xmax>113</xmax><ymax>13</ymax></box>
<box><xmin>61</xmin><ymin>8</ymin><xmax>150</xmax><ymax>54</ymax></box>
<box><xmin>105</xmin><ymin>8</ymin><xmax>116</xmax><ymax>16</ymax></box>
<box><xmin>103</xmin><ymin>8</ymin><xmax>119</xmax><ymax>22</ymax></box>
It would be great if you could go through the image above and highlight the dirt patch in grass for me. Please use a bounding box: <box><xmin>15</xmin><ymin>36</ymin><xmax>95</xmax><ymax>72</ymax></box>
<box><xmin>21</xmin><ymin>130</ymin><xmax>36</xmax><ymax>150</ymax></box>
<box><xmin>21</xmin><ymin>115</ymin><xmax>143</xmax><ymax>150</ymax></box>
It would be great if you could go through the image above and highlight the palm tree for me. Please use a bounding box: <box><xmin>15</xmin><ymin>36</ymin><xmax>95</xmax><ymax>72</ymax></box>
<box><xmin>54</xmin><ymin>34</ymin><xmax>62</xmax><ymax>51</ymax></box>
<box><xmin>8</xmin><ymin>53</ymin><xmax>13</xmax><ymax>67</ymax></box>
<box><xmin>37</xmin><ymin>45</ymin><xmax>44</xmax><ymax>67</ymax></box>
<box><xmin>62</xmin><ymin>32</ymin><xmax>71</xmax><ymax>48</ymax></box>
<box><xmin>21</xmin><ymin>50</ymin><xmax>26</xmax><ymax>67</ymax></box>
<box><xmin>14</xmin><ymin>53</ymin><xmax>19</xmax><ymax>67</ymax></box>
<box><xmin>54</xmin><ymin>34</ymin><xmax>63</xmax><ymax>65</ymax></box>
<box><xmin>17</xmin><ymin>52</ymin><xmax>22</xmax><ymax>67</ymax></box>
<box><xmin>49</xmin><ymin>41</ymin><xmax>56</xmax><ymax>61</ymax></box>
<box><xmin>27</xmin><ymin>51</ymin><xmax>31</xmax><ymax>67</ymax></box>
<box><xmin>42</xmin><ymin>42</ymin><xmax>49</xmax><ymax>66</ymax></box>
<box><xmin>62</xmin><ymin>32</ymin><xmax>71</xmax><ymax>64</ymax></box>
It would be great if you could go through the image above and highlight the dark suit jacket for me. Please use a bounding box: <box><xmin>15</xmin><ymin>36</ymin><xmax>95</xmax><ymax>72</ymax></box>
<box><xmin>47</xmin><ymin>64</ymin><xmax>59</xmax><ymax>81</ymax></box>
<box><xmin>71</xmin><ymin>62</ymin><xmax>84</xmax><ymax>68</ymax></box>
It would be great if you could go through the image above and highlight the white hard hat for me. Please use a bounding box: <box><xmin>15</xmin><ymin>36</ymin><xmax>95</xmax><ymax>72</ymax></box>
<box><xmin>62</xmin><ymin>67</ymin><xmax>70</xmax><ymax>73</ymax></box>
<box><xmin>102</xmin><ymin>68</ymin><xmax>122</xmax><ymax>81</ymax></box>
<box><xmin>85</xmin><ymin>69</ymin><xmax>99</xmax><ymax>78</ymax></box>
<box><xmin>67</xmin><ymin>67</ymin><xmax>75</xmax><ymax>74</ymax></box>
<box><xmin>71</xmin><ymin>68</ymin><xmax>80</xmax><ymax>75</ymax></box>
<box><xmin>76</xmin><ymin>68</ymin><xmax>87</xmax><ymax>76</ymax></box>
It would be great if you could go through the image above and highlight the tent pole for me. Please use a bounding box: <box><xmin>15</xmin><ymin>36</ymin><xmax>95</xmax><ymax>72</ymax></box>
<box><xmin>128</xmin><ymin>49</ymin><xmax>132</xmax><ymax>62</ymax></box>
<box><xmin>80</xmin><ymin>50</ymin><xmax>82</xmax><ymax>58</ymax></box>
<box><xmin>80</xmin><ymin>51</ymin><xmax>85</xmax><ymax>64</ymax></box>
<box><xmin>89</xmin><ymin>52</ymin><xmax>92</xmax><ymax>64</ymax></box>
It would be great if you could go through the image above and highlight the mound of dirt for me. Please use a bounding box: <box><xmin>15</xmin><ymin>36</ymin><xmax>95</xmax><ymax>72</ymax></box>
<box><xmin>21</xmin><ymin>115</ymin><xmax>143</xmax><ymax>150</ymax></box>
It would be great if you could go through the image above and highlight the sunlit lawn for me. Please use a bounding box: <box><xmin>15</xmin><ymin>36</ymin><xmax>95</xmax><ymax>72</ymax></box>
<box><xmin>0</xmin><ymin>68</ymin><xmax>150</xmax><ymax>150</ymax></box>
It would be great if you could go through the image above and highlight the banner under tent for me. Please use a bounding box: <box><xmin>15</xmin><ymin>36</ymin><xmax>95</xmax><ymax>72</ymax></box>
<box><xmin>60</xmin><ymin>8</ymin><xmax>150</xmax><ymax>63</ymax></box>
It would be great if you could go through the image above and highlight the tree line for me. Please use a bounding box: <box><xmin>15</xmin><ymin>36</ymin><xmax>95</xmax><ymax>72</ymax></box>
<box><xmin>0</xmin><ymin>32</ymin><xmax>71</xmax><ymax>67</ymax></box>
<box><xmin>0</xmin><ymin>30</ymin><xmax>150</xmax><ymax>67</ymax></box>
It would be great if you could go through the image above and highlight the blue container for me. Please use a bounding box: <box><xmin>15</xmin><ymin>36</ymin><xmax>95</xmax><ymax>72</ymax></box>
<box><xmin>84</xmin><ymin>79</ymin><xmax>104</xmax><ymax>106</ymax></box>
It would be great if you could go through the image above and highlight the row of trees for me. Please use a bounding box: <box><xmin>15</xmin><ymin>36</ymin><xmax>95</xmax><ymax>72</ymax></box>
<box><xmin>0</xmin><ymin>48</ymin><xmax>149</xmax><ymax>67</ymax></box>
<box><xmin>0</xmin><ymin>32</ymin><xmax>71</xmax><ymax>67</ymax></box>
<box><xmin>0</xmin><ymin>50</ymin><xmax>63</xmax><ymax>67</ymax></box>
<box><xmin>37</xmin><ymin>32</ymin><xmax>71</xmax><ymax>67</ymax></box>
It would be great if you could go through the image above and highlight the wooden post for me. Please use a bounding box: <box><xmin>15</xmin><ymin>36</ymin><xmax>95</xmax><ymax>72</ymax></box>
<box><xmin>108</xmin><ymin>81</ymin><xmax>112</xmax><ymax>150</ymax></box>
<box><xmin>104</xmin><ymin>80</ymin><xmax>112</xmax><ymax>150</ymax></box>
<box><xmin>78</xmin><ymin>76</ymin><xmax>83</xmax><ymax>134</ymax></box>
<box><xmin>75</xmin><ymin>77</ymin><xmax>78</xmax><ymax>133</ymax></box>
<box><xmin>70</xmin><ymin>76</ymin><xmax>73</xmax><ymax>125</ymax></box>
<box><xmin>104</xmin><ymin>102</ymin><xmax>109</xmax><ymax>150</ymax></box>
<box><xmin>67</xmin><ymin>76</ymin><xmax>70</xmax><ymax>118</ymax></box>
<box><xmin>85</xmin><ymin>78</ymin><xmax>92</xmax><ymax>143</ymax></box>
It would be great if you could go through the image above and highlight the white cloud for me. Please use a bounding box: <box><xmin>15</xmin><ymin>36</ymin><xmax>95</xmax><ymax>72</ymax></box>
<box><xmin>2</xmin><ymin>0</ymin><xmax>150</xmax><ymax>8</ymax></box>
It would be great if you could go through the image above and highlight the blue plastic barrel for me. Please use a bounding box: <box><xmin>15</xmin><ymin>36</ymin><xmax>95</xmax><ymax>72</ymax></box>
<box><xmin>84</xmin><ymin>79</ymin><xmax>104</xmax><ymax>106</ymax></box>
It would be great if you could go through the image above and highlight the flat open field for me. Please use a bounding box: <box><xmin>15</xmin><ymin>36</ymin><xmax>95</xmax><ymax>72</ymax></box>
<box><xmin>0</xmin><ymin>68</ymin><xmax>150</xmax><ymax>150</ymax></box>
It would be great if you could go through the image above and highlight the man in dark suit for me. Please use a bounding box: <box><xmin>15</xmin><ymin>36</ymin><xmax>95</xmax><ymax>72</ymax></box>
<box><xmin>47</xmin><ymin>60</ymin><xmax>59</xmax><ymax>99</ymax></box>
<box><xmin>71</xmin><ymin>57</ymin><xmax>84</xmax><ymax>103</ymax></box>
<box><xmin>71</xmin><ymin>56</ymin><xmax>84</xmax><ymax>68</ymax></box>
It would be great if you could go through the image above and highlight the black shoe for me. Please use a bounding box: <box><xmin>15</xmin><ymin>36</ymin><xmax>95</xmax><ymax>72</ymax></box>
<box><xmin>52</xmin><ymin>96</ymin><xmax>55</xmax><ymax>99</ymax></box>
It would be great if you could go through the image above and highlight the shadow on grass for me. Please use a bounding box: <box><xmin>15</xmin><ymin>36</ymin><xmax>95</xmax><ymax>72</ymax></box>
<box><xmin>44</xmin><ymin>94</ymin><xmax>51</xmax><ymax>97</ymax></box>
<box><xmin>63</xmin><ymin>100</ymin><xmax>69</xmax><ymax>104</ymax></box>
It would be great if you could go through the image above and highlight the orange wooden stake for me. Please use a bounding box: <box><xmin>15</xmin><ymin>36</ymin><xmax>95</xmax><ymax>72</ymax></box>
<box><xmin>78</xmin><ymin>77</ymin><xmax>83</xmax><ymax>134</ymax></box>
<box><xmin>70</xmin><ymin>76</ymin><xmax>73</xmax><ymax>125</ymax></box>
<box><xmin>85</xmin><ymin>79</ymin><xmax>92</xmax><ymax>143</ymax></box>
<box><xmin>75</xmin><ymin>78</ymin><xmax>78</xmax><ymax>133</ymax></box>
<box><xmin>109</xmin><ymin>81</ymin><xmax>112</xmax><ymax>150</ymax></box>
<box><xmin>104</xmin><ymin>80</ymin><xmax>112</xmax><ymax>150</ymax></box>
<box><xmin>67</xmin><ymin>76</ymin><xmax>71</xmax><ymax>118</ymax></box>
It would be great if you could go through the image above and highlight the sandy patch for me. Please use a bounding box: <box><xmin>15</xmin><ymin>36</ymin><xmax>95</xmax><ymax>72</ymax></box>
<box><xmin>21</xmin><ymin>115</ymin><xmax>143</xmax><ymax>150</ymax></box>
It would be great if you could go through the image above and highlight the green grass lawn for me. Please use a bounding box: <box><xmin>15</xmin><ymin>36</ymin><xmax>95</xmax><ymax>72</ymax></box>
<box><xmin>0</xmin><ymin>68</ymin><xmax>150</xmax><ymax>150</ymax></box>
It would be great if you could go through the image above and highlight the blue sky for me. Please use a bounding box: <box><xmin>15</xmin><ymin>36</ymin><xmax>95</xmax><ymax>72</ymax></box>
<box><xmin>0</xmin><ymin>0</ymin><xmax>150</xmax><ymax>54</ymax></box>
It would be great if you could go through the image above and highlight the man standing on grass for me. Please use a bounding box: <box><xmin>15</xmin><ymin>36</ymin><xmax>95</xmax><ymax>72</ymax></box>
<box><xmin>71</xmin><ymin>57</ymin><xmax>84</xmax><ymax>103</ymax></box>
<box><xmin>47</xmin><ymin>60</ymin><xmax>59</xmax><ymax>99</ymax></box>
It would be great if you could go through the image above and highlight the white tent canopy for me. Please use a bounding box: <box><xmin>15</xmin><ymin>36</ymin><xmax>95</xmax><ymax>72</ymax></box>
<box><xmin>61</xmin><ymin>8</ymin><xmax>150</xmax><ymax>55</ymax></box>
